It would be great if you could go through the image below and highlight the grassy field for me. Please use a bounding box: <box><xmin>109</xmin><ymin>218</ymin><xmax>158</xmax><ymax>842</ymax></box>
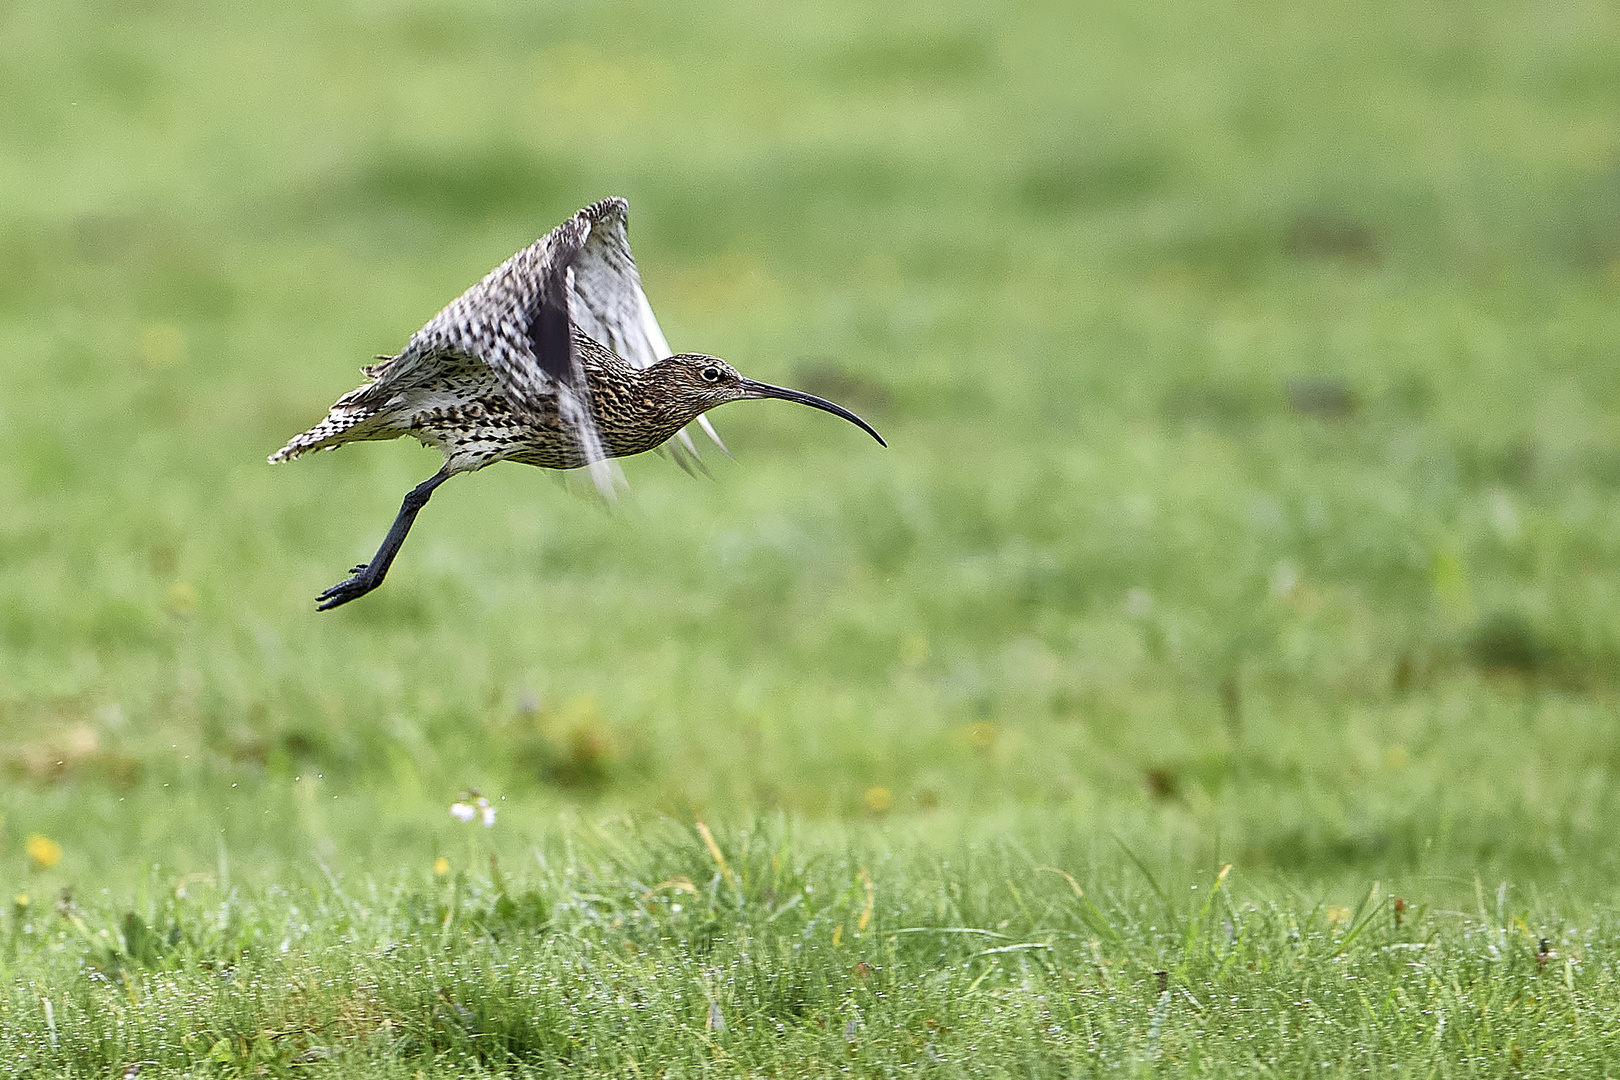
<box><xmin>5</xmin><ymin>0</ymin><xmax>1620</xmax><ymax>1073</ymax></box>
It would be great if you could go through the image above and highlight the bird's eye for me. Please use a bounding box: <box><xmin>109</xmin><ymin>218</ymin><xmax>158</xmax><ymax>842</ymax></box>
<box><xmin>700</xmin><ymin>366</ymin><xmax>722</xmax><ymax>383</ymax></box>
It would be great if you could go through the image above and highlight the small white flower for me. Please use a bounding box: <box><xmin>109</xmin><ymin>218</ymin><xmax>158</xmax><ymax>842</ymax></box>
<box><xmin>452</xmin><ymin>790</ymin><xmax>497</xmax><ymax>826</ymax></box>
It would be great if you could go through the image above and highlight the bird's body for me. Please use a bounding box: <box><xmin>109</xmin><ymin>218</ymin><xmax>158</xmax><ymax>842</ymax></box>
<box><xmin>273</xmin><ymin>197</ymin><xmax>884</xmax><ymax>610</ymax></box>
<box><xmin>274</xmin><ymin>330</ymin><xmax>707</xmax><ymax>473</ymax></box>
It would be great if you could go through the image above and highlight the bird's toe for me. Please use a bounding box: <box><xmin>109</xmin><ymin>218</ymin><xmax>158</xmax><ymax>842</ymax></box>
<box><xmin>316</xmin><ymin>573</ymin><xmax>376</xmax><ymax>611</ymax></box>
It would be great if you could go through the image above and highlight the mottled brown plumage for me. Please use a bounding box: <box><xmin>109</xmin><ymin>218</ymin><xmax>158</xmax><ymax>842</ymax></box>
<box><xmin>272</xmin><ymin>198</ymin><xmax>885</xmax><ymax>611</ymax></box>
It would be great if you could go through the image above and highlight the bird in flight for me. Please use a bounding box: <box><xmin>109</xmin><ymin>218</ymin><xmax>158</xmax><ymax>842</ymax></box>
<box><xmin>271</xmin><ymin>197</ymin><xmax>885</xmax><ymax>611</ymax></box>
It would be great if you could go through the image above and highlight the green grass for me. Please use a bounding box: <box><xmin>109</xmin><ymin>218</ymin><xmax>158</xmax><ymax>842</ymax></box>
<box><xmin>12</xmin><ymin>818</ymin><xmax>1620</xmax><ymax>1076</ymax></box>
<box><xmin>5</xmin><ymin>0</ymin><xmax>1620</xmax><ymax>1073</ymax></box>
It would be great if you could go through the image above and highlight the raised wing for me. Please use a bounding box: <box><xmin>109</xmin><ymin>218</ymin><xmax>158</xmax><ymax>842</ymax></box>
<box><xmin>370</xmin><ymin>205</ymin><xmax>622</xmax><ymax>494</ymax></box>
<box><xmin>568</xmin><ymin>198</ymin><xmax>728</xmax><ymax>466</ymax></box>
<box><xmin>359</xmin><ymin>198</ymin><xmax>718</xmax><ymax>494</ymax></box>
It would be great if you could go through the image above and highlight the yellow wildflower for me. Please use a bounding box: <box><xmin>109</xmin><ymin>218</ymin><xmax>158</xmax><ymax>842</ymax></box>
<box><xmin>25</xmin><ymin>835</ymin><xmax>62</xmax><ymax>870</ymax></box>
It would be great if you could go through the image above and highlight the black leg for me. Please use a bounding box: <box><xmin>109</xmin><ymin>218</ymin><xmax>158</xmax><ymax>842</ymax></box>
<box><xmin>316</xmin><ymin>468</ymin><xmax>452</xmax><ymax>611</ymax></box>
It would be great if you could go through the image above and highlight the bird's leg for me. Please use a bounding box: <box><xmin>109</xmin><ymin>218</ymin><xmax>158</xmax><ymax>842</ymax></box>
<box><xmin>316</xmin><ymin>468</ymin><xmax>452</xmax><ymax>611</ymax></box>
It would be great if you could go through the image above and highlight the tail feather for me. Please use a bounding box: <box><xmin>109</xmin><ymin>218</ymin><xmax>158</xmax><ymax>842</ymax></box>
<box><xmin>269</xmin><ymin>404</ymin><xmax>390</xmax><ymax>463</ymax></box>
<box><xmin>270</xmin><ymin>364</ymin><xmax>399</xmax><ymax>464</ymax></box>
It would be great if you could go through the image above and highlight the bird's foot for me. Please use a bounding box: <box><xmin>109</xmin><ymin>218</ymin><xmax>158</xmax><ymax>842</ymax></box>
<box><xmin>316</xmin><ymin>566</ymin><xmax>379</xmax><ymax>611</ymax></box>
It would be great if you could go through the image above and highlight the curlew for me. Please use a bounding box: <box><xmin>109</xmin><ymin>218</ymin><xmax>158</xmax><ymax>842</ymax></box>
<box><xmin>271</xmin><ymin>197</ymin><xmax>885</xmax><ymax>611</ymax></box>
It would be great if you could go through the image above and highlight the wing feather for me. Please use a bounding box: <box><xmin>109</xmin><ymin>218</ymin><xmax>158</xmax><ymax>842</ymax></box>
<box><xmin>365</xmin><ymin>205</ymin><xmax>624</xmax><ymax>495</ymax></box>
<box><xmin>355</xmin><ymin>197</ymin><xmax>720</xmax><ymax>494</ymax></box>
<box><xmin>569</xmin><ymin>198</ymin><xmax>727</xmax><ymax>461</ymax></box>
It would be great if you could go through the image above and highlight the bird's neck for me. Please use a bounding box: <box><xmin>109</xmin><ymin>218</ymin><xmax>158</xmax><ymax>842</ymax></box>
<box><xmin>582</xmin><ymin>356</ymin><xmax>701</xmax><ymax>458</ymax></box>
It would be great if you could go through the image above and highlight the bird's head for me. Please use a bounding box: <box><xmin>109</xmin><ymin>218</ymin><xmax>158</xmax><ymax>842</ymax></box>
<box><xmin>653</xmin><ymin>354</ymin><xmax>886</xmax><ymax>446</ymax></box>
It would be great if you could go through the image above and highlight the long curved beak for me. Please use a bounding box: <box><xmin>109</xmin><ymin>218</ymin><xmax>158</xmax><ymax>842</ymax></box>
<box><xmin>737</xmin><ymin>378</ymin><xmax>887</xmax><ymax>446</ymax></box>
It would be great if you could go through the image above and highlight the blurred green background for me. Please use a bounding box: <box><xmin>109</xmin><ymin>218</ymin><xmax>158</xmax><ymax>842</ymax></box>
<box><xmin>3</xmin><ymin>0</ymin><xmax>1620</xmax><ymax>892</ymax></box>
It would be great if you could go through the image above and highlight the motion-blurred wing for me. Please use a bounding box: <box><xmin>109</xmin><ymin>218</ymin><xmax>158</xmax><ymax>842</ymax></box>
<box><xmin>376</xmin><ymin>205</ymin><xmax>622</xmax><ymax>495</ymax></box>
<box><xmin>568</xmin><ymin>197</ymin><xmax>728</xmax><ymax>467</ymax></box>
